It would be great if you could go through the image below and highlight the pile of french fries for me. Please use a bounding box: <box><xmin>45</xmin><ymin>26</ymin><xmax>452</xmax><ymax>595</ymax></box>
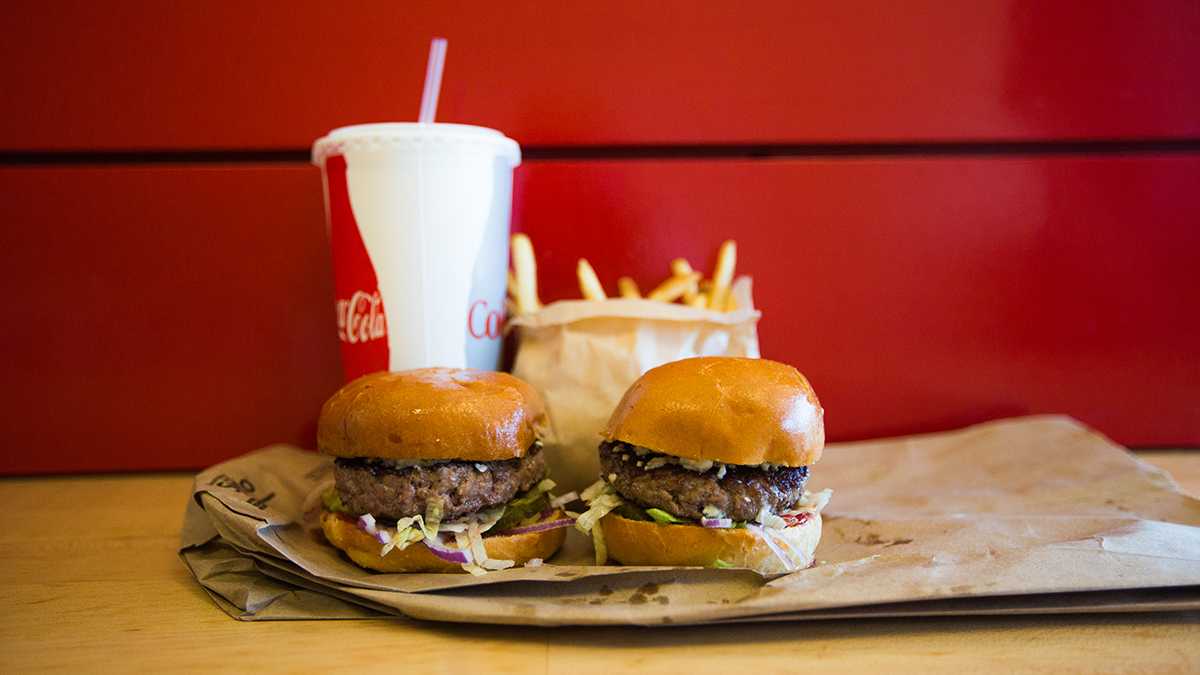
<box><xmin>507</xmin><ymin>234</ymin><xmax>739</xmax><ymax>315</ymax></box>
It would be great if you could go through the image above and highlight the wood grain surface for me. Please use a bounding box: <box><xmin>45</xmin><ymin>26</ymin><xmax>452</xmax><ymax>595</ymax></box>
<box><xmin>1</xmin><ymin>451</ymin><xmax>1197</xmax><ymax>673</ymax></box>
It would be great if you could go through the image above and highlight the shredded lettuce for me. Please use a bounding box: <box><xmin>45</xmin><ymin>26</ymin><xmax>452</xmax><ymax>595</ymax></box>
<box><xmin>454</xmin><ymin>531</ymin><xmax>487</xmax><ymax>576</ymax></box>
<box><xmin>575</xmin><ymin>480</ymin><xmax>623</xmax><ymax>566</ymax></box>
<box><xmin>575</xmin><ymin>480</ymin><xmax>619</xmax><ymax>564</ymax></box>
<box><xmin>359</xmin><ymin>475</ymin><xmax>566</xmax><ymax>573</ymax></box>
<box><xmin>473</xmin><ymin>504</ymin><xmax>507</xmax><ymax>533</ymax></box>
<box><xmin>580</xmin><ymin>479</ymin><xmax>610</xmax><ymax>502</ymax></box>
<box><xmin>579</xmin><ymin>481</ymin><xmax>831</xmax><ymax>534</ymax></box>
<box><xmin>575</xmin><ymin>492</ymin><xmax>622</xmax><ymax>533</ymax></box>
<box><xmin>466</xmin><ymin>519</ymin><xmax>515</xmax><ymax>571</ymax></box>
<box><xmin>592</xmin><ymin>518</ymin><xmax>607</xmax><ymax>565</ymax></box>
<box><xmin>711</xmin><ymin>559</ymin><xmax>736</xmax><ymax>569</ymax></box>
<box><xmin>386</xmin><ymin>515</ymin><xmax>426</xmax><ymax>554</ymax></box>
<box><xmin>422</xmin><ymin>499</ymin><xmax>443</xmax><ymax>539</ymax></box>
<box><xmin>380</xmin><ymin>521</ymin><xmax>423</xmax><ymax>556</ymax></box>
<box><xmin>466</xmin><ymin>521</ymin><xmax>489</xmax><ymax>565</ymax></box>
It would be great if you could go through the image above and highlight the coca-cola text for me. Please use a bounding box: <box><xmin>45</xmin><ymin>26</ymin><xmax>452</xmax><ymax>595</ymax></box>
<box><xmin>336</xmin><ymin>290</ymin><xmax>387</xmax><ymax>344</ymax></box>
<box><xmin>467</xmin><ymin>299</ymin><xmax>504</xmax><ymax>339</ymax></box>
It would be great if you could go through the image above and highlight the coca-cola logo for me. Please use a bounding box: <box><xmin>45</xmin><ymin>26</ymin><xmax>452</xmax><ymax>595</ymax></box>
<box><xmin>324</xmin><ymin>154</ymin><xmax>389</xmax><ymax>381</ymax></box>
<box><xmin>467</xmin><ymin>299</ymin><xmax>505</xmax><ymax>340</ymax></box>
<box><xmin>336</xmin><ymin>290</ymin><xmax>387</xmax><ymax>344</ymax></box>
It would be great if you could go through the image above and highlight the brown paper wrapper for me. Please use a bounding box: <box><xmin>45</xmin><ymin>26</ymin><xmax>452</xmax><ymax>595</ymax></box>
<box><xmin>179</xmin><ymin>416</ymin><xmax>1200</xmax><ymax>625</ymax></box>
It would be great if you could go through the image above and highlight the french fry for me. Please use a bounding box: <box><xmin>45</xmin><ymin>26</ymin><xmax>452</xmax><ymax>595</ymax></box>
<box><xmin>509</xmin><ymin>235</ymin><xmax>743</xmax><ymax>311</ymax></box>
<box><xmin>648</xmin><ymin>272</ymin><xmax>700</xmax><ymax>302</ymax></box>
<box><xmin>510</xmin><ymin>234</ymin><xmax>541</xmax><ymax>314</ymax></box>
<box><xmin>670</xmin><ymin>258</ymin><xmax>694</xmax><ymax>277</ymax></box>
<box><xmin>671</xmin><ymin>258</ymin><xmax>703</xmax><ymax>305</ymax></box>
<box><xmin>708</xmin><ymin>240</ymin><xmax>737</xmax><ymax>310</ymax></box>
<box><xmin>577</xmin><ymin>259</ymin><xmax>607</xmax><ymax>300</ymax></box>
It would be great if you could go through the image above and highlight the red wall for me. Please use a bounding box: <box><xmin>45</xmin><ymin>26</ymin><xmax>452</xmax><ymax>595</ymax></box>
<box><xmin>4</xmin><ymin>1</ymin><xmax>1198</xmax><ymax>147</ymax></box>
<box><xmin>1</xmin><ymin>2</ymin><xmax>1198</xmax><ymax>473</ymax></box>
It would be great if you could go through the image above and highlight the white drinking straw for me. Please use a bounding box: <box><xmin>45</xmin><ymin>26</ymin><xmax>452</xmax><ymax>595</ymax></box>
<box><xmin>418</xmin><ymin>38</ymin><xmax>448</xmax><ymax>123</ymax></box>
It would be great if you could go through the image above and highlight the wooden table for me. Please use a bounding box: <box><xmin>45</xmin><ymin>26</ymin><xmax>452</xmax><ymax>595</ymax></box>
<box><xmin>3</xmin><ymin>451</ymin><xmax>1198</xmax><ymax>673</ymax></box>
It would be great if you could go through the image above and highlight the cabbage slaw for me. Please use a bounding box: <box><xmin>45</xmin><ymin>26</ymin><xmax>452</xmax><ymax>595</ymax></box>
<box><xmin>343</xmin><ymin>478</ymin><xmax>571</xmax><ymax>575</ymax></box>
<box><xmin>575</xmin><ymin>478</ymin><xmax>832</xmax><ymax>569</ymax></box>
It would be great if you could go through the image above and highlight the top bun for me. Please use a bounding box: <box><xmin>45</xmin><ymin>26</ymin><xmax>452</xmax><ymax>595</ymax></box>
<box><xmin>318</xmin><ymin>368</ymin><xmax>548</xmax><ymax>462</ymax></box>
<box><xmin>602</xmin><ymin>357</ymin><xmax>824</xmax><ymax>467</ymax></box>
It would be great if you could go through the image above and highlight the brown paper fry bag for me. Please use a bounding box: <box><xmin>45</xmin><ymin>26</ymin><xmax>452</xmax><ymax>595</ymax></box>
<box><xmin>508</xmin><ymin>277</ymin><xmax>761</xmax><ymax>491</ymax></box>
<box><xmin>180</xmin><ymin>416</ymin><xmax>1200</xmax><ymax>626</ymax></box>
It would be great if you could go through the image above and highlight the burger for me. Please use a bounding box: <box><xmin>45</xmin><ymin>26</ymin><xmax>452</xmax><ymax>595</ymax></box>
<box><xmin>576</xmin><ymin>356</ymin><xmax>830</xmax><ymax>573</ymax></box>
<box><xmin>316</xmin><ymin>368</ymin><xmax>571</xmax><ymax>574</ymax></box>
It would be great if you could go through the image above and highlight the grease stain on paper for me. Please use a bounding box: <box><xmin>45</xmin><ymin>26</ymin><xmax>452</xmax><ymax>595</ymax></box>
<box><xmin>854</xmin><ymin>532</ymin><xmax>915</xmax><ymax>548</ymax></box>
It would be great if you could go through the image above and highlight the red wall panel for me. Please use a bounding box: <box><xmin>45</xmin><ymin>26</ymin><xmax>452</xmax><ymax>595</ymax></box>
<box><xmin>0</xmin><ymin>166</ymin><xmax>342</xmax><ymax>474</ymax></box>
<box><xmin>2</xmin><ymin>156</ymin><xmax>1196</xmax><ymax>473</ymax></box>
<box><xmin>2</xmin><ymin>1</ymin><xmax>1198</xmax><ymax>150</ymax></box>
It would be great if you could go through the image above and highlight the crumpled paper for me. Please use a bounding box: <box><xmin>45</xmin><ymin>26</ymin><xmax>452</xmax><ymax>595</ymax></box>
<box><xmin>508</xmin><ymin>277</ymin><xmax>761</xmax><ymax>491</ymax></box>
<box><xmin>180</xmin><ymin>416</ymin><xmax>1200</xmax><ymax>626</ymax></box>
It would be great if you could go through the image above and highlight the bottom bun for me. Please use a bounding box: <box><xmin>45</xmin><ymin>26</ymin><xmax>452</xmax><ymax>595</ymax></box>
<box><xmin>320</xmin><ymin>510</ymin><xmax>567</xmax><ymax>573</ymax></box>
<box><xmin>600</xmin><ymin>512</ymin><xmax>822</xmax><ymax>574</ymax></box>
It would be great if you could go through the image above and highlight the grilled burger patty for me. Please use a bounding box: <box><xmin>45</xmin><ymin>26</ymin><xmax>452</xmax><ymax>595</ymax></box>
<box><xmin>333</xmin><ymin>444</ymin><xmax>546</xmax><ymax>521</ymax></box>
<box><xmin>599</xmin><ymin>441</ymin><xmax>808</xmax><ymax>521</ymax></box>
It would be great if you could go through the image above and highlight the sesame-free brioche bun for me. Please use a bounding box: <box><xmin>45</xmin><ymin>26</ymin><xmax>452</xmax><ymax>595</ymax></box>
<box><xmin>317</xmin><ymin>368</ymin><xmax>548</xmax><ymax>462</ymax></box>
<box><xmin>320</xmin><ymin>510</ymin><xmax>566</xmax><ymax>573</ymax></box>
<box><xmin>600</xmin><ymin>512</ymin><xmax>822</xmax><ymax>574</ymax></box>
<box><xmin>602</xmin><ymin>357</ymin><xmax>824</xmax><ymax>467</ymax></box>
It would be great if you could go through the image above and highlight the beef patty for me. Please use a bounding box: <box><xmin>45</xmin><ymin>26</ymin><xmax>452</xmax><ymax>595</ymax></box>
<box><xmin>333</xmin><ymin>444</ymin><xmax>546</xmax><ymax>521</ymax></box>
<box><xmin>599</xmin><ymin>441</ymin><xmax>808</xmax><ymax>521</ymax></box>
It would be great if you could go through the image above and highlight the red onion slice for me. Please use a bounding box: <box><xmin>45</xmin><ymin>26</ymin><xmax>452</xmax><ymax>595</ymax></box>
<box><xmin>357</xmin><ymin>513</ymin><xmax>378</xmax><ymax>534</ymax></box>
<box><xmin>424</xmin><ymin>536</ymin><xmax>472</xmax><ymax>565</ymax></box>
<box><xmin>496</xmin><ymin>517</ymin><xmax>576</xmax><ymax>536</ymax></box>
<box><xmin>701</xmin><ymin>517</ymin><xmax>733</xmax><ymax>528</ymax></box>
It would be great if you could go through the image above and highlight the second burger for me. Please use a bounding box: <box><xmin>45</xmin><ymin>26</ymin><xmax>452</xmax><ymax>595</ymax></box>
<box><xmin>576</xmin><ymin>356</ymin><xmax>831</xmax><ymax>573</ymax></box>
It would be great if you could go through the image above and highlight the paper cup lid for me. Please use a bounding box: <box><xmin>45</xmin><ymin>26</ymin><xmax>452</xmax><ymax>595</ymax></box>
<box><xmin>311</xmin><ymin>122</ymin><xmax>521</xmax><ymax>167</ymax></box>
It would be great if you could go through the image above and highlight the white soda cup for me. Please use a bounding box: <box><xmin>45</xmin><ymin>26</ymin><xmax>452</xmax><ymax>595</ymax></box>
<box><xmin>312</xmin><ymin>123</ymin><xmax>521</xmax><ymax>381</ymax></box>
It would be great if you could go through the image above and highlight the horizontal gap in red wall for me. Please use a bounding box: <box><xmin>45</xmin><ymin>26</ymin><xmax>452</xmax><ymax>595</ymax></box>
<box><xmin>3</xmin><ymin>138</ymin><xmax>1200</xmax><ymax>166</ymax></box>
